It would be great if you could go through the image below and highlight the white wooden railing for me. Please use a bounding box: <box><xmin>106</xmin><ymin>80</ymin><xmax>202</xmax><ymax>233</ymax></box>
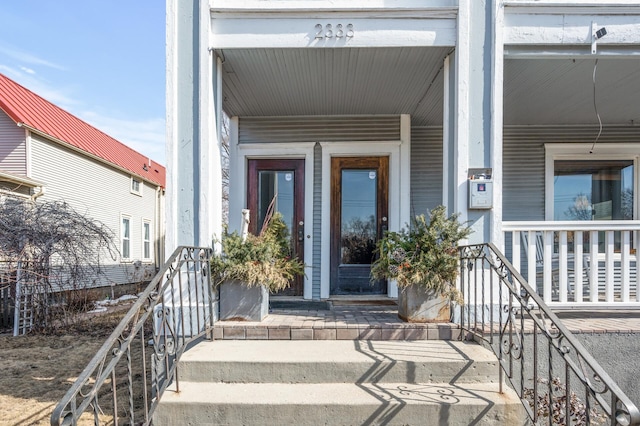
<box><xmin>503</xmin><ymin>221</ymin><xmax>640</xmax><ymax>308</ymax></box>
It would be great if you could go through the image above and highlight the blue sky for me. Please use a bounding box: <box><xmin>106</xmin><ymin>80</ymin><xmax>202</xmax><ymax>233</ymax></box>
<box><xmin>0</xmin><ymin>1</ymin><xmax>166</xmax><ymax>164</ymax></box>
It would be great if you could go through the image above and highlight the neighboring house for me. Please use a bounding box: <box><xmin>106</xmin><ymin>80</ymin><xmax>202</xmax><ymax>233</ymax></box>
<box><xmin>166</xmin><ymin>1</ymin><xmax>640</xmax><ymax>308</ymax></box>
<box><xmin>0</xmin><ymin>72</ymin><xmax>166</xmax><ymax>288</ymax></box>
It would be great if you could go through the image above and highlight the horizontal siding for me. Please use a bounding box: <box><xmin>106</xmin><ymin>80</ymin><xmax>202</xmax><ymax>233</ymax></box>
<box><xmin>0</xmin><ymin>110</ymin><xmax>26</xmax><ymax>175</ymax></box>
<box><xmin>411</xmin><ymin>127</ymin><xmax>443</xmax><ymax>216</ymax></box>
<box><xmin>313</xmin><ymin>143</ymin><xmax>322</xmax><ymax>299</ymax></box>
<box><xmin>29</xmin><ymin>134</ymin><xmax>159</xmax><ymax>285</ymax></box>
<box><xmin>503</xmin><ymin>125</ymin><xmax>640</xmax><ymax>221</ymax></box>
<box><xmin>239</xmin><ymin>116</ymin><xmax>401</xmax><ymax>144</ymax></box>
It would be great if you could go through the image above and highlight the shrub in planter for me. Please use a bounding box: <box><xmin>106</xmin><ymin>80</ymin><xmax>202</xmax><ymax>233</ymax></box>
<box><xmin>211</xmin><ymin>213</ymin><xmax>305</xmax><ymax>321</ymax></box>
<box><xmin>371</xmin><ymin>205</ymin><xmax>472</xmax><ymax>322</ymax></box>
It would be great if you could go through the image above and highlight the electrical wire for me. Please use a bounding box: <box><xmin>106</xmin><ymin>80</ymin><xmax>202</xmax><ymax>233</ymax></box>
<box><xmin>589</xmin><ymin>59</ymin><xmax>602</xmax><ymax>154</ymax></box>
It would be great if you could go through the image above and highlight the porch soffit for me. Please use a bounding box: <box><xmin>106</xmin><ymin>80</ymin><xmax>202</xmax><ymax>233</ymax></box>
<box><xmin>219</xmin><ymin>47</ymin><xmax>449</xmax><ymax>126</ymax></box>
<box><xmin>504</xmin><ymin>58</ymin><xmax>640</xmax><ymax>126</ymax></box>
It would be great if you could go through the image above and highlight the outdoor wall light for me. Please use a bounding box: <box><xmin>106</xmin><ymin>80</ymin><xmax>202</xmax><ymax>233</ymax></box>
<box><xmin>591</xmin><ymin>22</ymin><xmax>607</xmax><ymax>54</ymax></box>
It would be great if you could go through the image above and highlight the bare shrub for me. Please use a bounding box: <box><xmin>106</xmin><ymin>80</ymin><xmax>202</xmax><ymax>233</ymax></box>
<box><xmin>0</xmin><ymin>195</ymin><xmax>117</xmax><ymax>333</ymax></box>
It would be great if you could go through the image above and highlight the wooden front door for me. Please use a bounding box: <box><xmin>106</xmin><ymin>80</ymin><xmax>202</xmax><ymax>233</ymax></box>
<box><xmin>247</xmin><ymin>159</ymin><xmax>305</xmax><ymax>296</ymax></box>
<box><xmin>330</xmin><ymin>157</ymin><xmax>389</xmax><ymax>294</ymax></box>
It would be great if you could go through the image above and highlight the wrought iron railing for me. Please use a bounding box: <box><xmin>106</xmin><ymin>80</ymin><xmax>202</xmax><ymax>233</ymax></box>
<box><xmin>50</xmin><ymin>246</ymin><xmax>215</xmax><ymax>426</ymax></box>
<box><xmin>459</xmin><ymin>243</ymin><xmax>640</xmax><ymax>425</ymax></box>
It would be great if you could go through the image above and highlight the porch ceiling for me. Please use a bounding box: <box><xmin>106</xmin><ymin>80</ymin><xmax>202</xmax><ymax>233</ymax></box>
<box><xmin>504</xmin><ymin>58</ymin><xmax>640</xmax><ymax>126</ymax></box>
<box><xmin>218</xmin><ymin>49</ymin><xmax>640</xmax><ymax>128</ymax></box>
<box><xmin>219</xmin><ymin>47</ymin><xmax>450</xmax><ymax>126</ymax></box>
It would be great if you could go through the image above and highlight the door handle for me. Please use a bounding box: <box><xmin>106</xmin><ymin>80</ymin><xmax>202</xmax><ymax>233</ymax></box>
<box><xmin>298</xmin><ymin>221</ymin><xmax>304</xmax><ymax>242</ymax></box>
<box><xmin>381</xmin><ymin>216</ymin><xmax>388</xmax><ymax>233</ymax></box>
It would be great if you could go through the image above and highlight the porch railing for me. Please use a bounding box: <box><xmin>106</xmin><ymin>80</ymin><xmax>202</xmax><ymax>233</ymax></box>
<box><xmin>503</xmin><ymin>221</ymin><xmax>640</xmax><ymax>307</ymax></box>
<box><xmin>459</xmin><ymin>243</ymin><xmax>640</xmax><ymax>425</ymax></box>
<box><xmin>50</xmin><ymin>246</ymin><xmax>215</xmax><ymax>426</ymax></box>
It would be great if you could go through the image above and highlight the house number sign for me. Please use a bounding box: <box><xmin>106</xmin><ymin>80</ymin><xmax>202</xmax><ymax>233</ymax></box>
<box><xmin>315</xmin><ymin>23</ymin><xmax>354</xmax><ymax>39</ymax></box>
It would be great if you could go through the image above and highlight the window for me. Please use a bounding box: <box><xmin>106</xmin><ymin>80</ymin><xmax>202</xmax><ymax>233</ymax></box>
<box><xmin>121</xmin><ymin>216</ymin><xmax>131</xmax><ymax>260</ymax></box>
<box><xmin>131</xmin><ymin>177</ymin><xmax>142</xmax><ymax>195</ymax></box>
<box><xmin>554</xmin><ymin>160</ymin><xmax>633</xmax><ymax>221</ymax></box>
<box><xmin>545</xmin><ymin>144</ymin><xmax>638</xmax><ymax>221</ymax></box>
<box><xmin>143</xmin><ymin>220</ymin><xmax>152</xmax><ymax>260</ymax></box>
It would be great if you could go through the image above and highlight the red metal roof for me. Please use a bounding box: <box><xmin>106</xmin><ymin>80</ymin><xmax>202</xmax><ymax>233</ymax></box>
<box><xmin>0</xmin><ymin>72</ymin><xmax>165</xmax><ymax>188</ymax></box>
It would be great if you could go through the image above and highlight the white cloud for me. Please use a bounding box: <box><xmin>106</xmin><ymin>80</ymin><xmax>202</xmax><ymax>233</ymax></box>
<box><xmin>0</xmin><ymin>43</ymin><xmax>66</xmax><ymax>70</ymax></box>
<box><xmin>20</xmin><ymin>66</ymin><xmax>35</xmax><ymax>75</ymax></box>
<box><xmin>78</xmin><ymin>111</ymin><xmax>166</xmax><ymax>165</ymax></box>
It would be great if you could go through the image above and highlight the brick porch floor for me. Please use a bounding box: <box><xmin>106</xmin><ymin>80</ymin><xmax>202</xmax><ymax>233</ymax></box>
<box><xmin>213</xmin><ymin>300</ymin><xmax>640</xmax><ymax>341</ymax></box>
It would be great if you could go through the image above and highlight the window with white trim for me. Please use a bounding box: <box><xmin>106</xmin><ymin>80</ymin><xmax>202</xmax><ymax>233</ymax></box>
<box><xmin>131</xmin><ymin>177</ymin><xmax>142</xmax><ymax>196</ymax></box>
<box><xmin>142</xmin><ymin>220</ymin><xmax>152</xmax><ymax>260</ymax></box>
<box><xmin>545</xmin><ymin>144</ymin><xmax>638</xmax><ymax>221</ymax></box>
<box><xmin>121</xmin><ymin>215</ymin><xmax>131</xmax><ymax>260</ymax></box>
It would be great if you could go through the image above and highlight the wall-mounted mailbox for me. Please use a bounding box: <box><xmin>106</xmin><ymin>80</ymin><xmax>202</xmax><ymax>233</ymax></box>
<box><xmin>468</xmin><ymin>168</ymin><xmax>493</xmax><ymax>209</ymax></box>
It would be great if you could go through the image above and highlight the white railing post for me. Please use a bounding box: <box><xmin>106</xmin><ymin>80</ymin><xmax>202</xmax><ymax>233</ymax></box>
<box><xmin>543</xmin><ymin>231</ymin><xmax>553</xmax><ymax>304</ymax></box>
<box><xmin>559</xmin><ymin>231</ymin><xmax>568</xmax><ymax>303</ymax></box>
<box><xmin>622</xmin><ymin>231</ymin><xmax>630</xmax><ymax>303</ymax></box>
<box><xmin>605</xmin><ymin>231</ymin><xmax>615</xmax><ymax>303</ymax></box>
<box><xmin>590</xmin><ymin>231</ymin><xmax>599</xmax><ymax>303</ymax></box>
<box><xmin>527</xmin><ymin>230</ymin><xmax>537</xmax><ymax>296</ymax></box>
<box><xmin>512</xmin><ymin>231</ymin><xmax>520</xmax><ymax>273</ymax></box>
<box><xmin>574</xmin><ymin>231</ymin><xmax>583</xmax><ymax>303</ymax></box>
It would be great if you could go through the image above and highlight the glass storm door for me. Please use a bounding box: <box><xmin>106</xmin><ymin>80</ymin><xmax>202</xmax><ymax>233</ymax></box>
<box><xmin>247</xmin><ymin>159</ymin><xmax>305</xmax><ymax>296</ymax></box>
<box><xmin>330</xmin><ymin>157</ymin><xmax>389</xmax><ymax>294</ymax></box>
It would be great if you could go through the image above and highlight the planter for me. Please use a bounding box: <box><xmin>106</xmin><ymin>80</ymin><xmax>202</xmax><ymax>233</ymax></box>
<box><xmin>219</xmin><ymin>280</ymin><xmax>269</xmax><ymax>321</ymax></box>
<box><xmin>398</xmin><ymin>285</ymin><xmax>450</xmax><ymax>323</ymax></box>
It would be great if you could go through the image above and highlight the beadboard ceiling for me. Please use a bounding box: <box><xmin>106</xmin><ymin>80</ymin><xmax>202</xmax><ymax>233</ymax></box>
<box><xmin>219</xmin><ymin>47</ymin><xmax>640</xmax><ymax>127</ymax></box>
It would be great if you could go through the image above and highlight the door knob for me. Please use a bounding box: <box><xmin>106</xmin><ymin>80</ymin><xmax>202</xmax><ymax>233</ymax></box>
<box><xmin>381</xmin><ymin>216</ymin><xmax>388</xmax><ymax>233</ymax></box>
<box><xmin>298</xmin><ymin>221</ymin><xmax>304</xmax><ymax>242</ymax></box>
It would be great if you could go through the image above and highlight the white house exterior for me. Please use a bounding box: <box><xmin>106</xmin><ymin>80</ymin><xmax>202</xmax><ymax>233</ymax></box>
<box><xmin>0</xmin><ymin>73</ymin><xmax>166</xmax><ymax>288</ymax></box>
<box><xmin>167</xmin><ymin>0</ymin><xmax>640</xmax><ymax>308</ymax></box>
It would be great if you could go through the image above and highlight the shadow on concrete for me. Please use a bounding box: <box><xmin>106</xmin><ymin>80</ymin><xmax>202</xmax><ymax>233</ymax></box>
<box><xmin>351</xmin><ymin>339</ymin><xmax>496</xmax><ymax>425</ymax></box>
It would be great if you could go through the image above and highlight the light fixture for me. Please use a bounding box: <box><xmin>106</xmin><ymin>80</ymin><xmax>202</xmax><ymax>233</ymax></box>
<box><xmin>591</xmin><ymin>22</ymin><xmax>607</xmax><ymax>54</ymax></box>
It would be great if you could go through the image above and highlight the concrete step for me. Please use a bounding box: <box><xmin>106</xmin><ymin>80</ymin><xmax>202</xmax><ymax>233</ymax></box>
<box><xmin>154</xmin><ymin>381</ymin><xmax>525</xmax><ymax>425</ymax></box>
<box><xmin>178</xmin><ymin>340</ymin><xmax>501</xmax><ymax>384</ymax></box>
<box><xmin>154</xmin><ymin>340</ymin><xmax>527</xmax><ymax>425</ymax></box>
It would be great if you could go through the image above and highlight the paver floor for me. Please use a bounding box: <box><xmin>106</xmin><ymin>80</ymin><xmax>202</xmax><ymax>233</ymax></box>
<box><xmin>213</xmin><ymin>299</ymin><xmax>640</xmax><ymax>340</ymax></box>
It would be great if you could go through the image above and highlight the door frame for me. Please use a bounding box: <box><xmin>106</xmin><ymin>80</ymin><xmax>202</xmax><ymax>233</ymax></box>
<box><xmin>320</xmin><ymin>115</ymin><xmax>411</xmax><ymax>298</ymax></box>
<box><xmin>230</xmin><ymin>137</ymin><xmax>315</xmax><ymax>299</ymax></box>
<box><xmin>330</xmin><ymin>156</ymin><xmax>389</xmax><ymax>294</ymax></box>
<box><xmin>247</xmin><ymin>158</ymin><xmax>305</xmax><ymax>295</ymax></box>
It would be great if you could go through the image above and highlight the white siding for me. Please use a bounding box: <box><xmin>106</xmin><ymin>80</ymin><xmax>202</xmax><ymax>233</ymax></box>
<box><xmin>29</xmin><ymin>134</ymin><xmax>160</xmax><ymax>285</ymax></box>
<box><xmin>411</xmin><ymin>127</ymin><xmax>443</xmax><ymax>216</ymax></box>
<box><xmin>239</xmin><ymin>116</ymin><xmax>401</xmax><ymax>144</ymax></box>
<box><xmin>0</xmin><ymin>111</ymin><xmax>26</xmax><ymax>175</ymax></box>
<box><xmin>503</xmin><ymin>125</ymin><xmax>640</xmax><ymax>221</ymax></box>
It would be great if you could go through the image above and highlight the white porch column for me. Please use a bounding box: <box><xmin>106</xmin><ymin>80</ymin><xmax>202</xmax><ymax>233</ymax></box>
<box><xmin>447</xmin><ymin>0</ymin><xmax>502</xmax><ymax>245</ymax></box>
<box><xmin>166</xmin><ymin>0</ymin><xmax>223</xmax><ymax>253</ymax></box>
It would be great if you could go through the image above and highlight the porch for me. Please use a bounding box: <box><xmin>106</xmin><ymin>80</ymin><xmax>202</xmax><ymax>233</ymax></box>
<box><xmin>213</xmin><ymin>297</ymin><xmax>640</xmax><ymax>341</ymax></box>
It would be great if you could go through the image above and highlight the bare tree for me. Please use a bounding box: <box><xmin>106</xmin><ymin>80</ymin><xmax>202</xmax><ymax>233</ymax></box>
<box><xmin>0</xmin><ymin>195</ymin><xmax>117</xmax><ymax>333</ymax></box>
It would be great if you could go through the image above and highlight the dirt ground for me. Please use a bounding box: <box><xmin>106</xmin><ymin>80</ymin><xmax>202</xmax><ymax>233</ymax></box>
<box><xmin>0</xmin><ymin>307</ymin><xmax>129</xmax><ymax>426</ymax></box>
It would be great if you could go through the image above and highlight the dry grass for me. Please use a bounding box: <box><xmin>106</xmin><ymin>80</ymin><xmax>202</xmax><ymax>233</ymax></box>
<box><xmin>0</xmin><ymin>306</ymin><xmax>129</xmax><ymax>426</ymax></box>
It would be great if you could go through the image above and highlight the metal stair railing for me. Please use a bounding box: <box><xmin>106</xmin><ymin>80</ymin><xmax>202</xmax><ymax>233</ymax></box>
<box><xmin>459</xmin><ymin>243</ymin><xmax>640</xmax><ymax>425</ymax></box>
<box><xmin>50</xmin><ymin>246</ymin><xmax>215</xmax><ymax>426</ymax></box>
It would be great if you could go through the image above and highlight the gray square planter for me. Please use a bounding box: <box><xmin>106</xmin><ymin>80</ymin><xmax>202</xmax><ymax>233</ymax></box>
<box><xmin>398</xmin><ymin>285</ymin><xmax>450</xmax><ymax>323</ymax></box>
<box><xmin>219</xmin><ymin>280</ymin><xmax>269</xmax><ymax>321</ymax></box>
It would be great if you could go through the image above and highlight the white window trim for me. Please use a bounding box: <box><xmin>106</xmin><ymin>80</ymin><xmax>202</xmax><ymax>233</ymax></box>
<box><xmin>121</xmin><ymin>214</ymin><xmax>132</xmax><ymax>262</ymax></box>
<box><xmin>545</xmin><ymin>143</ymin><xmax>640</xmax><ymax>221</ymax></box>
<box><xmin>130</xmin><ymin>176</ymin><xmax>143</xmax><ymax>196</ymax></box>
<box><xmin>142</xmin><ymin>219</ymin><xmax>153</xmax><ymax>261</ymax></box>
